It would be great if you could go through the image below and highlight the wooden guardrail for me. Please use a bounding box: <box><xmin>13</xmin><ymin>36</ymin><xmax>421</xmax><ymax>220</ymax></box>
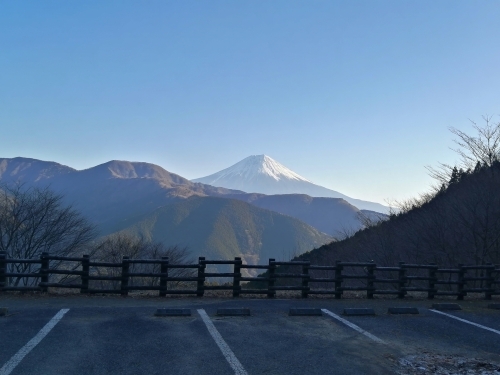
<box><xmin>0</xmin><ymin>251</ymin><xmax>499</xmax><ymax>300</ymax></box>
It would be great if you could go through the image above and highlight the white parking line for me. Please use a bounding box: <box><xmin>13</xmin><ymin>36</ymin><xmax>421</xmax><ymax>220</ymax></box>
<box><xmin>430</xmin><ymin>309</ymin><xmax>500</xmax><ymax>336</ymax></box>
<box><xmin>0</xmin><ymin>308</ymin><xmax>70</xmax><ymax>375</ymax></box>
<box><xmin>321</xmin><ymin>308</ymin><xmax>386</xmax><ymax>344</ymax></box>
<box><xmin>197</xmin><ymin>309</ymin><xmax>248</xmax><ymax>375</ymax></box>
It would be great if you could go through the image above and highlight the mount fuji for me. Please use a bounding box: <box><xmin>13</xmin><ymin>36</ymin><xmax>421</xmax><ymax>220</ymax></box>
<box><xmin>193</xmin><ymin>155</ymin><xmax>389</xmax><ymax>214</ymax></box>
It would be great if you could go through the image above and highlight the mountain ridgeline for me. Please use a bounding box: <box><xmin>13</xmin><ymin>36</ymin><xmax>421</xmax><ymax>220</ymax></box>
<box><xmin>0</xmin><ymin>157</ymin><xmax>341</xmax><ymax>267</ymax></box>
<box><xmin>226</xmin><ymin>193</ymin><xmax>379</xmax><ymax>237</ymax></box>
<box><xmin>1</xmin><ymin>158</ymin><xmax>241</xmax><ymax>232</ymax></box>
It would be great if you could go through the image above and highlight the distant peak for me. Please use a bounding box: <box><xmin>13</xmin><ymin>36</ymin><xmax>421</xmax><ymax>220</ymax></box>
<box><xmin>196</xmin><ymin>155</ymin><xmax>311</xmax><ymax>183</ymax></box>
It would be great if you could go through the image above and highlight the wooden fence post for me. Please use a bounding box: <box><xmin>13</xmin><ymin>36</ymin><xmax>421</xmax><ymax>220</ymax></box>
<box><xmin>428</xmin><ymin>264</ymin><xmax>437</xmax><ymax>299</ymax></box>
<box><xmin>457</xmin><ymin>263</ymin><xmax>465</xmax><ymax>300</ymax></box>
<box><xmin>197</xmin><ymin>257</ymin><xmax>206</xmax><ymax>297</ymax></box>
<box><xmin>80</xmin><ymin>255</ymin><xmax>89</xmax><ymax>294</ymax></box>
<box><xmin>121</xmin><ymin>256</ymin><xmax>129</xmax><ymax>297</ymax></box>
<box><xmin>267</xmin><ymin>258</ymin><xmax>276</xmax><ymax>298</ymax></box>
<box><xmin>398</xmin><ymin>262</ymin><xmax>406</xmax><ymax>299</ymax></box>
<box><xmin>485</xmin><ymin>264</ymin><xmax>494</xmax><ymax>300</ymax></box>
<box><xmin>0</xmin><ymin>251</ymin><xmax>6</xmax><ymax>291</ymax></box>
<box><xmin>301</xmin><ymin>262</ymin><xmax>310</xmax><ymax>298</ymax></box>
<box><xmin>367</xmin><ymin>262</ymin><xmax>375</xmax><ymax>299</ymax></box>
<box><xmin>233</xmin><ymin>257</ymin><xmax>242</xmax><ymax>298</ymax></box>
<box><xmin>40</xmin><ymin>252</ymin><xmax>49</xmax><ymax>293</ymax></box>
<box><xmin>159</xmin><ymin>256</ymin><xmax>169</xmax><ymax>297</ymax></box>
<box><xmin>335</xmin><ymin>260</ymin><xmax>343</xmax><ymax>299</ymax></box>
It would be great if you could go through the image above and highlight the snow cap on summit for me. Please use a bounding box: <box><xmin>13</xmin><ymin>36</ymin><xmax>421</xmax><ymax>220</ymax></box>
<box><xmin>210</xmin><ymin>154</ymin><xmax>311</xmax><ymax>183</ymax></box>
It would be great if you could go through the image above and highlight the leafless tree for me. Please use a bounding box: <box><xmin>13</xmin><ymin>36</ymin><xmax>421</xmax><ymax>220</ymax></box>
<box><xmin>91</xmin><ymin>233</ymin><xmax>193</xmax><ymax>289</ymax></box>
<box><xmin>451</xmin><ymin>116</ymin><xmax>500</xmax><ymax>168</ymax></box>
<box><xmin>356</xmin><ymin>210</ymin><xmax>388</xmax><ymax>229</ymax></box>
<box><xmin>0</xmin><ymin>184</ymin><xmax>97</xmax><ymax>285</ymax></box>
<box><xmin>427</xmin><ymin>116</ymin><xmax>500</xmax><ymax>185</ymax></box>
<box><xmin>94</xmin><ymin>232</ymin><xmax>191</xmax><ymax>263</ymax></box>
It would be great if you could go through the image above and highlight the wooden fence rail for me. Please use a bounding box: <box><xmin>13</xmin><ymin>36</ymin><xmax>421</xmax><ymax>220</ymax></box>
<box><xmin>0</xmin><ymin>251</ymin><xmax>499</xmax><ymax>300</ymax></box>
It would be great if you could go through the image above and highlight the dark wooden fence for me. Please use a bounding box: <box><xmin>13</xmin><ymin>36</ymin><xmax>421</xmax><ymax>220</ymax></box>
<box><xmin>1</xmin><ymin>251</ymin><xmax>499</xmax><ymax>300</ymax></box>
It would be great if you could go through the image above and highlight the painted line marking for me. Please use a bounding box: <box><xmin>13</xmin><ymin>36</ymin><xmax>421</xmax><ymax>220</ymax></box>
<box><xmin>197</xmin><ymin>309</ymin><xmax>248</xmax><ymax>375</ymax></box>
<box><xmin>321</xmin><ymin>308</ymin><xmax>386</xmax><ymax>344</ymax></box>
<box><xmin>0</xmin><ymin>308</ymin><xmax>70</xmax><ymax>375</ymax></box>
<box><xmin>430</xmin><ymin>309</ymin><xmax>500</xmax><ymax>336</ymax></box>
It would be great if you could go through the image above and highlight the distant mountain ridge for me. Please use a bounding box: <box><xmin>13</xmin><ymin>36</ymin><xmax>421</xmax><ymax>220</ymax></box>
<box><xmin>0</xmin><ymin>157</ymin><xmax>335</xmax><ymax>267</ymax></box>
<box><xmin>226</xmin><ymin>193</ymin><xmax>366</xmax><ymax>237</ymax></box>
<box><xmin>0</xmin><ymin>158</ymin><xmax>232</xmax><ymax>192</ymax></box>
<box><xmin>193</xmin><ymin>155</ymin><xmax>389</xmax><ymax>213</ymax></box>
<box><xmin>0</xmin><ymin>157</ymin><xmax>379</xmax><ymax>237</ymax></box>
<box><xmin>0</xmin><ymin>157</ymin><xmax>243</xmax><ymax>229</ymax></box>
<box><xmin>0</xmin><ymin>157</ymin><xmax>76</xmax><ymax>182</ymax></box>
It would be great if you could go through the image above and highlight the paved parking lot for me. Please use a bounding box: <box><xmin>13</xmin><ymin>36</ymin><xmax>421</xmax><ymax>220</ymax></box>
<box><xmin>1</xmin><ymin>296</ymin><xmax>499</xmax><ymax>374</ymax></box>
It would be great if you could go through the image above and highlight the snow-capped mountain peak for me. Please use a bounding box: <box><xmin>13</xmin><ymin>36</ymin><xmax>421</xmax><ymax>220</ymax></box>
<box><xmin>193</xmin><ymin>154</ymin><xmax>390</xmax><ymax>214</ymax></box>
<box><xmin>211</xmin><ymin>155</ymin><xmax>311</xmax><ymax>183</ymax></box>
<box><xmin>193</xmin><ymin>154</ymin><xmax>326</xmax><ymax>196</ymax></box>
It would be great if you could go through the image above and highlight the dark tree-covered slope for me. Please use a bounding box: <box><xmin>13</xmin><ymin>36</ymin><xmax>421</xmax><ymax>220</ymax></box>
<box><xmin>296</xmin><ymin>161</ymin><xmax>500</xmax><ymax>267</ymax></box>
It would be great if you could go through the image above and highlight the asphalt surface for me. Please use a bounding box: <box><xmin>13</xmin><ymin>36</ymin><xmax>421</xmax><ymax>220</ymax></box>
<box><xmin>1</xmin><ymin>295</ymin><xmax>499</xmax><ymax>375</ymax></box>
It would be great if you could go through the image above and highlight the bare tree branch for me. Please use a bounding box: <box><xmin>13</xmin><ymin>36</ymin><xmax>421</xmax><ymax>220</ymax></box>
<box><xmin>427</xmin><ymin>116</ymin><xmax>500</xmax><ymax>185</ymax></box>
<box><xmin>0</xmin><ymin>183</ymin><xmax>98</xmax><ymax>285</ymax></box>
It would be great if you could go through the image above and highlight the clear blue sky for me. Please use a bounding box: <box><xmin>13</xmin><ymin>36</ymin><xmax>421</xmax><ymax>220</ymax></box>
<box><xmin>1</xmin><ymin>1</ymin><xmax>499</xmax><ymax>205</ymax></box>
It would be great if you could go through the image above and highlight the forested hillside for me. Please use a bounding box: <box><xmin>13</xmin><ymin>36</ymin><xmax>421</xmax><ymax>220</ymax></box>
<box><xmin>113</xmin><ymin>196</ymin><xmax>332</xmax><ymax>266</ymax></box>
<box><xmin>296</xmin><ymin>119</ymin><xmax>500</xmax><ymax>267</ymax></box>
